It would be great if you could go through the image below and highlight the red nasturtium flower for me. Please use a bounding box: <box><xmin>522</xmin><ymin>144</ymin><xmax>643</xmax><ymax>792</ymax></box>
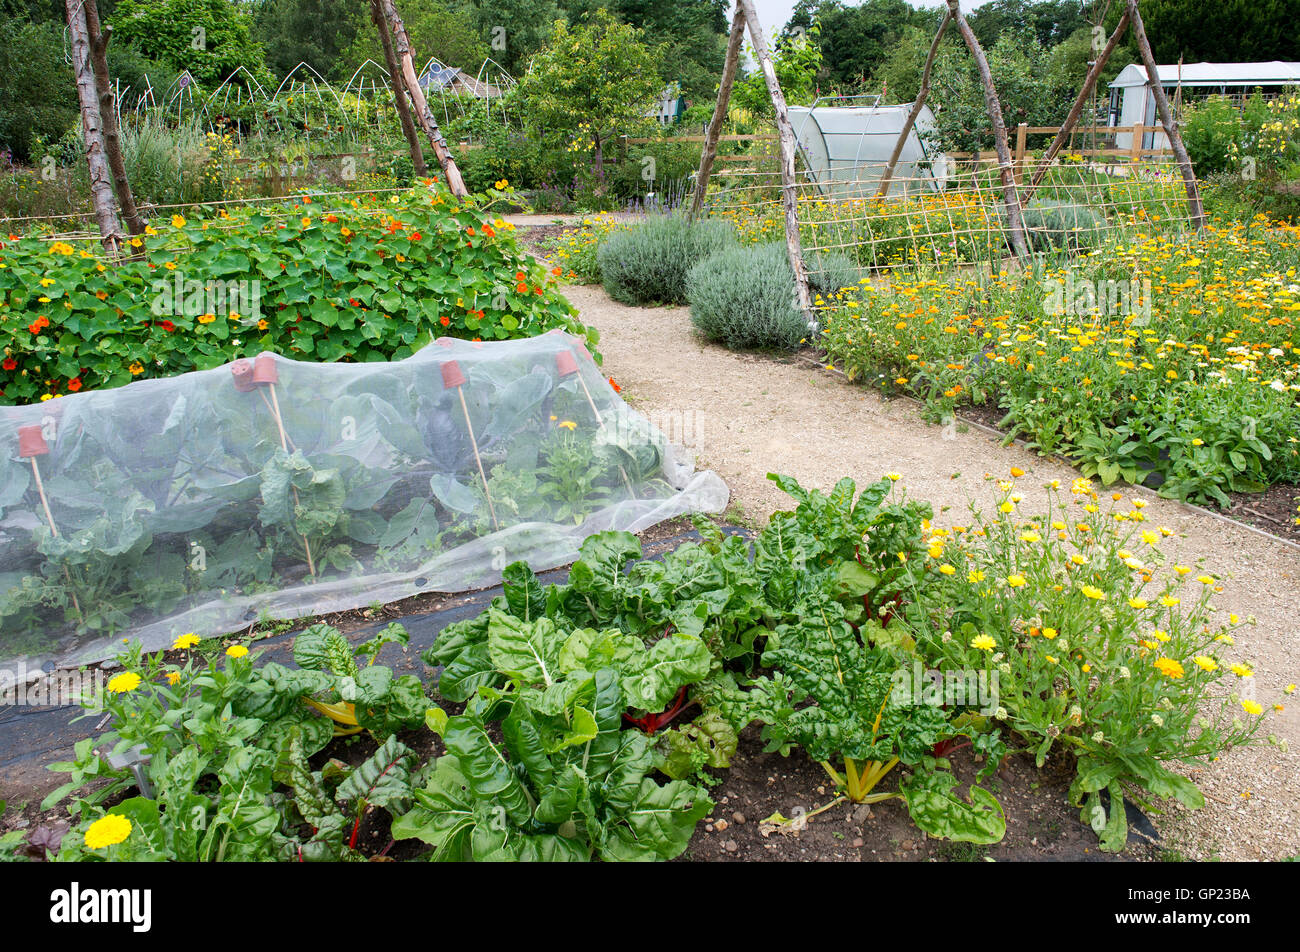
<box><xmin>410</xmin><ymin>232</ymin><xmax>422</xmax><ymax>241</ymax></box>
<box><xmin>439</xmin><ymin>315</ymin><xmax>450</xmax><ymax>327</ymax></box>
<box><xmin>482</xmin><ymin>225</ymin><xmax>495</xmax><ymax>238</ymax></box>
<box><xmin>466</xmin><ymin>227</ymin><xmax>476</xmax><ymax>237</ymax></box>
<box><xmin>608</xmin><ymin>377</ymin><xmax>621</xmax><ymax>393</ymax></box>
<box><xmin>158</xmin><ymin>320</ymin><xmax>176</xmax><ymax>332</ymax></box>
<box><xmin>68</xmin><ymin>377</ymin><xmax>82</xmax><ymax>392</ymax></box>
<box><xmin>2</xmin><ymin>358</ymin><xmax>16</xmax><ymax>371</ymax></box>
<box><xmin>515</xmin><ymin>283</ymin><xmax>528</xmax><ymax>293</ymax></box>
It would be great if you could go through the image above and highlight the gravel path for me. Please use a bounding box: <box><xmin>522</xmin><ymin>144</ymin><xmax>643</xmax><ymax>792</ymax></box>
<box><xmin>565</xmin><ymin>281</ymin><xmax>1300</xmax><ymax>862</ymax></box>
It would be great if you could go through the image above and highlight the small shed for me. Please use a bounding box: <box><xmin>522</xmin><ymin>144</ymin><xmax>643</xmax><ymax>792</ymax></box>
<box><xmin>789</xmin><ymin>101</ymin><xmax>946</xmax><ymax>198</ymax></box>
<box><xmin>647</xmin><ymin>85</ymin><xmax>687</xmax><ymax>125</ymax></box>
<box><xmin>1108</xmin><ymin>61</ymin><xmax>1300</xmax><ymax>149</ymax></box>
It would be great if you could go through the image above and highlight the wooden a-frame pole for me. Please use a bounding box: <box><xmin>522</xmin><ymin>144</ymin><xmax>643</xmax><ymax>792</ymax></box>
<box><xmin>689</xmin><ymin>3</ymin><xmax>746</xmax><ymax>219</ymax></box>
<box><xmin>946</xmin><ymin>0</ymin><xmax>1030</xmax><ymax>260</ymax></box>
<box><xmin>371</xmin><ymin>0</ymin><xmax>426</xmax><ymax>176</ymax></box>
<box><xmin>84</xmin><ymin>0</ymin><xmax>144</xmax><ymax>235</ymax></box>
<box><xmin>1125</xmin><ymin>0</ymin><xmax>1205</xmax><ymax>229</ymax></box>
<box><xmin>379</xmin><ymin>0</ymin><xmax>468</xmax><ymax>198</ymax></box>
<box><xmin>877</xmin><ymin>9</ymin><xmax>951</xmax><ymax>199</ymax></box>
<box><xmin>66</xmin><ymin>0</ymin><xmax>122</xmax><ymax>252</ymax></box>
<box><xmin>1024</xmin><ymin>9</ymin><xmax>1130</xmax><ymax>197</ymax></box>
<box><xmin>738</xmin><ymin>0</ymin><xmax>813</xmax><ymax>317</ymax></box>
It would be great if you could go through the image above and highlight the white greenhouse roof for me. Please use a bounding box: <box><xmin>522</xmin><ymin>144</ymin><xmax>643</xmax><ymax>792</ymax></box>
<box><xmin>1110</xmin><ymin>61</ymin><xmax>1300</xmax><ymax>88</ymax></box>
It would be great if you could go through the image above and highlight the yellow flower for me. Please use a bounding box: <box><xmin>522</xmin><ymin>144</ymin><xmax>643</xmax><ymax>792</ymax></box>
<box><xmin>172</xmin><ymin>632</ymin><xmax>200</xmax><ymax>650</ymax></box>
<box><xmin>1141</xmin><ymin>530</ymin><xmax>1159</xmax><ymax>545</ymax></box>
<box><xmin>106</xmin><ymin>672</ymin><xmax>142</xmax><ymax>694</ymax></box>
<box><xmin>1006</xmin><ymin>574</ymin><xmax>1027</xmax><ymax>588</ymax></box>
<box><xmin>1286</xmin><ymin>684</ymin><xmax>1297</xmax><ymax>695</ymax></box>
<box><xmin>970</xmin><ymin>634</ymin><xmax>996</xmax><ymax>652</ymax></box>
<box><xmin>1081</xmin><ymin>585</ymin><xmax>1105</xmax><ymax>600</ymax></box>
<box><xmin>1193</xmin><ymin>656</ymin><xmax>1218</xmax><ymax>672</ymax></box>
<box><xmin>1070</xmin><ymin>554</ymin><xmax>1088</xmax><ymax>566</ymax></box>
<box><xmin>939</xmin><ymin>564</ymin><xmax>956</xmax><ymax>575</ymax></box>
<box><xmin>884</xmin><ymin>472</ymin><xmax>902</xmax><ymax>481</ymax></box>
<box><xmin>1153</xmin><ymin>657</ymin><xmax>1185</xmax><ymax>679</ymax></box>
<box><xmin>226</xmin><ymin>645</ymin><xmax>249</xmax><ymax>658</ymax></box>
<box><xmin>1174</xmin><ymin>565</ymin><xmax>1191</xmax><ymax>575</ymax></box>
<box><xmin>494</xmin><ymin>179</ymin><xmax>509</xmax><ymax>190</ymax></box>
<box><xmin>1128</xmin><ymin>597</ymin><xmax>1148</xmax><ymax>609</ymax></box>
<box><xmin>1196</xmin><ymin>574</ymin><xmax>1215</xmax><ymax>585</ymax></box>
<box><xmin>557</xmin><ymin>420</ymin><xmax>577</xmax><ymax>431</ymax></box>
<box><xmin>1045</xmin><ymin>655</ymin><xmax>1058</xmax><ymax>665</ymax></box>
<box><xmin>1020</xmin><ymin>531</ymin><xmax>1041</xmax><ymax>543</ymax></box>
<box><xmin>1241</xmin><ymin>699</ymin><xmax>1264</xmax><ymax>716</ymax></box>
<box><xmin>999</xmin><ymin>501</ymin><xmax>1015</xmax><ymax>514</ymax></box>
<box><xmin>1159</xmin><ymin>596</ymin><xmax>1180</xmax><ymax>607</ymax></box>
<box><xmin>967</xmin><ymin>569</ymin><xmax>985</xmax><ymax>583</ymax></box>
<box><xmin>1229</xmin><ymin>663</ymin><xmax>1253</xmax><ymax>678</ymax></box>
<box><xmin>171</xmin><ymin>215</ymin><xmax>186</xmax><ymax>229</ymax></box>
<box><xmin>1042</xmin><ymin>627</ymin><xmax>1058</xmax><ymax>639</ymax></box>
<box><xmin>84</xmin><ymin>814</ymin><xmax>132</xmax><ymax>849</ymax></box>
<box><xmin>165</xmin><ymin>671</ymin><xmax>181</xmax><ymax>686</ymax></box>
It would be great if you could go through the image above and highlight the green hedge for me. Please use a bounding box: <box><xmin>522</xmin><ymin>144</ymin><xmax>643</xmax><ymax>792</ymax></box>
<box><xmin>597</xmin><ymin>214</ymin><xmax>735</xmax><ymax>306</ymax></box>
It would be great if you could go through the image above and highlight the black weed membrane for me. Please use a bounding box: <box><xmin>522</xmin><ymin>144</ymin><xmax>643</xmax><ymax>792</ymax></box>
<box><xmin>0</xmin><ymin>332</ymin><xmax>727</xmax><ymax>666</ymax></box>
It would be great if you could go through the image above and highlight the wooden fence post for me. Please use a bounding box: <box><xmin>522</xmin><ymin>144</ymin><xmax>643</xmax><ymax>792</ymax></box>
<box><xmin>1129</xmin><ymin>121</ymin><xmax>1144</xmax><ymax>163</ymax></box>
<box><xmin>1014</xmin><ymin>122</ymin><xmax>1027</xmax><ymax>184</ymax></box>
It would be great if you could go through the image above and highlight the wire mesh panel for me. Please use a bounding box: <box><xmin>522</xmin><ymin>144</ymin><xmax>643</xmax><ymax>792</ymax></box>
<box><xmin>0</xmin><ymin>334</ymin><xmax>728</xmax><ymax>666</ymax></box>
<box><xmin>700</xmin><ymin>153</ymin><xmax>1198</xmax><ymax>290</ymax></box>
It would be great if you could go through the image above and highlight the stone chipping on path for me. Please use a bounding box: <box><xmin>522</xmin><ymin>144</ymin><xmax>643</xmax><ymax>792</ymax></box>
<box><xmin>564</xmin><ymin>282</ymin><xmax>1300</xmax><ymax>862</ymax></box>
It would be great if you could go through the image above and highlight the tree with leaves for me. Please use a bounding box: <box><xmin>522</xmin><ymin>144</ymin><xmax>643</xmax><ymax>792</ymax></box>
<box><xmin>109</xmin><ymin>0</ymin><xmax>269</xmax><ymax>88</ymax></box>
<box><xmin>516</xmin><ymin>9</ymin><xmax>661</xmax><ymax>174</ymax></box>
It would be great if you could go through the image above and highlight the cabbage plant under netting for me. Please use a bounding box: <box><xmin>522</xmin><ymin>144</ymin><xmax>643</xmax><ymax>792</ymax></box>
<box><xmin>0</xmin><ymin>333</ymin><xmax>727</xmax><ymax>666</ymax></box>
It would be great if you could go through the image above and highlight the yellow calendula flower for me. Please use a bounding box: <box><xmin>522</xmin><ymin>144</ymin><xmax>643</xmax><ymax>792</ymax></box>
<box><xmin>1081</xmin><ymin>585</ymin><xmax>1105</xmax><ymax>600</ymax></box>
<box><xmin>1006</xmin><ymin>574</ymin><xmax>1027</xmax><ymax>588</ymax></box>
<box><xmin>1141</xmin><ymin>530</ymin><xmax>1159</xmax><ymax>546</ymax></box>
<box><xmin>885</xmin><ymin>472</ymin><xmax>902</xmax><ymax>481</ymax></box>
<box><xmin>172</xmin><ymin>632</ymin><xmax>200</xmax><ymax>650</ymax></box>
<box><xmin>1128</xmin><ymin>597</ymin><xmax>1148</xmax><ymax>609</ymax></box>
<box><xmin>1020</xmin><ymin>531</ymin><xmax>1041</xmax><ymax>543</ymax></box>
<box><xmin>1241</xmin><ymin>699</ymin><xmax>1264</xmax><ymax>716</ymax></box>
<box><xmin>1159</xmin><ymin>596</ymin><xmax>1180</xmax><ymax>607</ymax></box>
<box><xmin>999</xmin><ymin>502</ymin><xmax>1015</xmax><ymax>514</ymax></box>
<box><xmin>1286</xmin><ymin>684</ymin><xmax>1297</xmax><ymax>695</ymax></box>
<box><xmin>1193</xmin><ymin>655</ymin><xmax>1218</xmax><ymax>672</ymax></box>
<box><xmin>171</xmin><ymin>214</ymin><xmax>187</xmax><ymax>229</ymax></box>
<box><xmin>1174</xmin><ymin>565</ymin><xmax>1191</xmax><ymax>575</ymax></box>
<box><xmin>106</xmin><ymin>672</ymin><xmax>142</xmax><ymax>694</ymax></box>
<box><xmin>1045</xmin><ymin>655</ymin><xmax>1058</xmax><ymax>665</ymax></box>
<box><xmin>970</xmin><ymin>634</ymin><xmax>996</xmax><ymax>652</ymax></box>
<box><xmin>1196</xmin><ymin>574</ymin><xmax>1215</xmax><ymax>585</ymax></box>
<box><xmin>1229</xmin><ymin>663</ymin><xmax>1253</xmax><ymax>678</ymax></box>
<box><xmin>967</xmin><ymin>569</ymin><xmax>985</xmax><ymax>584</ymax></box>
<box><xmin>84</xmin><ymin>814</ymin><xmax>132</xmax><ymax>850</ymax></box>
<box><xmin>939</xmin><ymin>564</ymin><xmax>956</xmax><ymax>575</ymax></box>
<box><xmin>557</xmin><ymin>420</ymin><xmax>577</xmax><ymax>431</ymax></box>
<box><xmin>1153</xmin><ymin>657</ymin><xmax>1184</xmax><ymax>679</ymax></box>
<box><xmin>1042</xmin><ymin>627</ymin><xmax>1058</xmax><ymax>640</ymax></box>
<box><xmin>1070</xmin><ymin>554</ymin><xmax>1088</xmax><ymax>566</ymax></box>
<box><xmin>226</xmin><ymin>645</ymin><xmax>249</xmax><ymax>659</ymax></box>
<box><xmin>165</xmin><ymin>671</ymin><xmax>181</xmax><ymax>686</ymax></box>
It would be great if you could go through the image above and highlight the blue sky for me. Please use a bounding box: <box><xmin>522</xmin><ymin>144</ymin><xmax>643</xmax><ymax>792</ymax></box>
<box><xmin>749</xmin><ymin>0</ymin><xmax>999</xmax><ymax>37</ymax></box>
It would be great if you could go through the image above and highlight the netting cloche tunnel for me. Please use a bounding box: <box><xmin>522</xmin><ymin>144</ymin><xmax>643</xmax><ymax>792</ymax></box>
<box><xmin>0</xmin><ymin>332</ymin><xmax>728</xmax><ymax>666</ymax></box>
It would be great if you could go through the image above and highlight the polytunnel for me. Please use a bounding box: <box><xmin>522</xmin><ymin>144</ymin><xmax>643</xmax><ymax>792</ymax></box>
<box><xmin>790</xmin><ymin>100</ymin><xmax>947</xmax><ymax>198</ymax></box>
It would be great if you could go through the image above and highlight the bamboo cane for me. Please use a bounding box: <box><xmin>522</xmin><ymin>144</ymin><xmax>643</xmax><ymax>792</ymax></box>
<box><xmin>456</xmin><ymin>387</ymin><xmax>499</xmax><ymax>530</ymax></box>
<box><xmin>29</xmin><ymin>456</ymin><xmax>83</xmax><ymax>618</ymax></box>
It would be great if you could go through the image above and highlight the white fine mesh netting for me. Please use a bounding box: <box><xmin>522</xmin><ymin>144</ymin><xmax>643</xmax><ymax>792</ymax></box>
<box><xmin>0</xmin><ymin>332</ymin><xmax>728</xmax><ymax>666</ymax></box>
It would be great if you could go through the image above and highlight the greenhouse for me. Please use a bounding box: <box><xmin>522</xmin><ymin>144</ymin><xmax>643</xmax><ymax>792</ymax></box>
<box><xmin>789</xmin><ymin>100</ymin><xmax>947</xmax><ymax>198</ymax></box>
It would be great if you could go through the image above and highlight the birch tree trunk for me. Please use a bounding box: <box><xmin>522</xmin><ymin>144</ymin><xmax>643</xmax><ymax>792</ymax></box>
<box><xmin>380</xmin><ymin>0</ymin><xmax>468</xmax><ymax>198</ymax></box>
<box><xmin>84</xmin><ymin>0</ymin><xmax>144</xmax><ymax>235</ymax></box>
<box><xmin>66</xmin><ymin>0</ymin><xmax>122</xmax><ymax>252</ymax></box>
<box><xmin>370</xmin><ymin>0</ymin><xmax>426</xmax><ymax>176</ymax></box>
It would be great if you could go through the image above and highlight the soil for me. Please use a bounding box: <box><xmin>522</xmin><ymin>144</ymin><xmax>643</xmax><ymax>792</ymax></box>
<box><xmin>681</xmin><ymin>726</ymin><xmax>1151</xmax><ymax>863</ymax></box>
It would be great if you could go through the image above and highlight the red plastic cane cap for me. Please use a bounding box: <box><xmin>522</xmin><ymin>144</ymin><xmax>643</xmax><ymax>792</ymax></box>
<box><xmin>17</xmin><ymin>424</ymin><xmax>48</xmax><ymax>457</ymax></box>
<box><xmin>555</xmin><ymin>350</ymin><xmax>579</xmax><ymax>378</ymax></box>
<box><xmin>252</xmin><ymin>353</ymin><xmax>279</xmax><ymax>384</ymax></box>
<box><xmin>230</xmin><ymin>358</ymin><xmax>255</xmax><ymax>392</ymax></box>
<box><xmin>435</xmin><ymin>337</ymin><xmax>454</xmax><ymax>348</ymax></box>
<box><xmin>441</xmin><ymin>360</ymin><xmax>466</xmax><ymax>389</ymax></box>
